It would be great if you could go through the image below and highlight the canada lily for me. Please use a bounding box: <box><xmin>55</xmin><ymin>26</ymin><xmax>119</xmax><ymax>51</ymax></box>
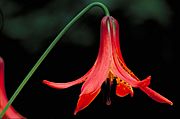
<box><xmin>0</xmin><ymin>57</ymin><xmax>25</xmax><ymax>119</ymax></box>
<box><xmin>43</xmin><ymin>16</ymin><xmax>173</xmax><ymax>115</ymax></box>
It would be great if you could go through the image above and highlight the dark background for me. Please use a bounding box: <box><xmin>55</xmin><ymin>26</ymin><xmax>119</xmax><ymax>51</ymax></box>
<box><xmin>0</xmin><ymin>0</ymin><xmax>178</xmax><ymax>118</ymax></box>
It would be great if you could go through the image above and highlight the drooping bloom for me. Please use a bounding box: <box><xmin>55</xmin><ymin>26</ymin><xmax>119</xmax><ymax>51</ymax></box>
<box><xmin>0</xmin><ymin>57</ymin><xmax>25</xmax><ymax>119</ymax></box>
<box><xmin>43</xmin><ymin>16</ymin><xmax>173</xmax><ymax>115</ymax></box>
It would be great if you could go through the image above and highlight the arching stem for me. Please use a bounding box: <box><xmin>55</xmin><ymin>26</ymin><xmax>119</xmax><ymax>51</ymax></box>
<box><xmin>0</xmin><ymin>2</ymin><xmax>110</xmax><ymax>118</ymax></box>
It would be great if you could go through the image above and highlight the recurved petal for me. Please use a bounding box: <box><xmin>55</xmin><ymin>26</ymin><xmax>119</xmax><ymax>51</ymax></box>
<box><xmin>0</xmin><ymin>57</ymin><xmax>25</xmax><ymax>119</ymax></box>
<box><xmin>140</xmin><ymin>86</ymin><xmax>173</xmax><ymax>105</ymax></box>
<box><xmin>43</xmin><ymin>77</ymin><xmax>86</xmax><ymax>89</ymax></box>
<box><xmin>137</xmin><ymin>76</ymin><xmax>151</xmax><ymax>87</ymax></box>
<box><xmin>74</xmin><ymin>88</ymin><xmax>101</xmax><ymax>115</ymax></box>
<box><xmin>42</xmin><ymin>67</ymin><xmax>93</xmax><ymax>89</ymax></box>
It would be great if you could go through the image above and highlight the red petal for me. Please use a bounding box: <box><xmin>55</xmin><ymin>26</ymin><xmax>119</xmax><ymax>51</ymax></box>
<box><xmin>111</xmin><ymin>59</ymin><xmax>139</xmax><ymax>87</ymax></box>
<box><xmin>140</xmin><ymin>86</ymin><xmax>173</xmax><ymax>105</ymax></box>
<box><xmin>137</xmin><ymin>76</ymin><xmax>151</xmax><ymax>87</ymax></box>
<box><xmin>110</xmin><ymin>17</ymin><xmax>140</xmax><ymax>82</ymax></box>
<box><xmin>42</xmin><ymin>67</ymin><xmax>93</xmax><ymax>89</ymax></box>
<box><xmin>74</xmin><ymin>17</ymin><xmax>112</xmax><ymax>114</ymax></box>
<box><xmin>116</xmin><ymin>78</ymin><xmax>134</xmax><ymax>97</ymax></box>
<box><xmin>42</xmin><ymin>77</ymin><xmax>85</xmax><ymax>89</ymax></box>
<box><xmin>80</xmin><ymin>16</ymin><xmax>112</xmax><ymax>94</ymax></box>
<box><xmin>110</xmin><ymin>18</ymin><xmax>140</xmax><ymax>86</ymax></box>
<box><xmin>138</xmin><ymin>76</ymin><xmax>173</xmax><ymax>105</ymax></box>
<box><xmin>74</xmin><ymin>88</ymin><xmax>100</xmax><ymax>115</ymax></box>
<box><xmin>109</xmin><ymin>16</ymin><xmax>126</xmax><ymax>64</ymax></box>
<box><xmin>0</xmin><ymin>57</ymin><xmax>25</xmax><ymax>119</ymax></box>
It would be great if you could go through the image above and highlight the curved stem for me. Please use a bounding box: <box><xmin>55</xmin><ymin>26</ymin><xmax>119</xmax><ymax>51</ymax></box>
<box><xmin>0</xmin><ymin>2</ymin><xmax>110</xmax><ymax>118</ymax></box>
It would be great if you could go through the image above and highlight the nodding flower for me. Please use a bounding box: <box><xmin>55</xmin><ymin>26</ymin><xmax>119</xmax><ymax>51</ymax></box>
<box><xmin>43</xmin><ymin>16</ymin><xmax>173</xmax><ymax>115</ymax></box>
<box><xmin>0</xmin><ymin>57</ymin><xmax>25</xmax><ymax>119</ymax></box>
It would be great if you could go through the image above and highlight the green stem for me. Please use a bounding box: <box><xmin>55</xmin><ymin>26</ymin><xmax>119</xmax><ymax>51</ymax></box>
<box><xmin>0</xmin><ymin>2</ymin><xmax>109</xmax><ymax>118</ymax></box>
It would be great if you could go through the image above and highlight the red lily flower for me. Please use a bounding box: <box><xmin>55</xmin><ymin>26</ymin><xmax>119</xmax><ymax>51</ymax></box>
<box><xmin>0</xmin><ymin>57</ymin><xmax>25</xmax><ymax>119</ymax></box>
<box><xmin>43</xmin><ymin>16</ymin><xmax>173</xmax><ymax>115</ymax></box>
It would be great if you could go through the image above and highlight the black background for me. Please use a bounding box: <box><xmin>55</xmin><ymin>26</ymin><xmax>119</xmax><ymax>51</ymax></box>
<box><xmin>0</xmin><ymin>0</ymin><xmax>178</xmax><ymax>119</ymax></box>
